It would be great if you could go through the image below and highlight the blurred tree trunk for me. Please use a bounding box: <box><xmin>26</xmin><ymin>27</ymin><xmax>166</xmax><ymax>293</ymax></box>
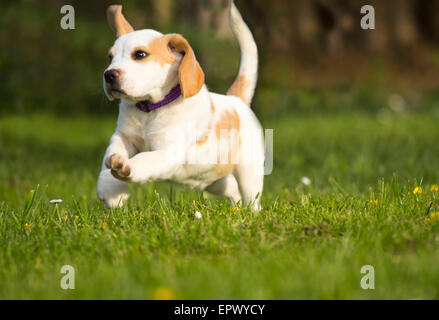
<box><xmin>151</xmin><ymin>0</ymin><xmax>174</xmax><ymax>27</ymax></box>
<box><xmin>195</xmin><ymin>0</ymin><xmax>231</xmax><ymax>37</ymax></box>
<box><xmin>160</xmin><ymin>0</ymin><xmax>439</xmax><ymax>87</ymax></box>
<box><xmin>155</xmin><ymin>0</ymin><xmax>439</xmax><ymax>57</ymax></box>
<box><xmin>415</xmin><ymin>0</ymin><xmax>439</xmax><ymax>42</ymax></box>
<box><xmin>393</xmin><ymin>0</ymin><xmax>419</xmax><ymax>48</ymax></box>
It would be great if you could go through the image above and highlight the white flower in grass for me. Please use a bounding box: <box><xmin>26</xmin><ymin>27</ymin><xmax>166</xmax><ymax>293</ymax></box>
<box><xmin>194</xmin><ymin>211</ymin><xmax>202</xmax><ymax>219</ymax></box>
<box><xmin>388</xmin><ymin>94</ymin><xmax>406</xmax><ymax>113</ymax></box>
<box><xmin>50</xmin><ymin>199</ymin><xmax>63</xmax><ymax>204</ymax></box>
<box><xmin>301</xmin><ymin>177</ymin><xmax>311</xmax><ymax>186</ymax></box>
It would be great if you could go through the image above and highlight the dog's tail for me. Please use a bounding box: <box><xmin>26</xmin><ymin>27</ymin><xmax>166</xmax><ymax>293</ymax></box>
<box><xmin>227</xmin><ymin>1</ymin><xmax>258</xmax><ymax>107</ymax></box>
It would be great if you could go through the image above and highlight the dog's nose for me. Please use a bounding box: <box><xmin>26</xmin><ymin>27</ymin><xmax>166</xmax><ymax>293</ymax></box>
<box><xmin>104</xmin><ymin>69</ymin><xmax>121</xmax><ymax>84</ymax></box>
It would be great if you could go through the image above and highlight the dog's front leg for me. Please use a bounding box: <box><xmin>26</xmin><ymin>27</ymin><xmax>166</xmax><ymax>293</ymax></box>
<box><xmin>111</xmin><ymin>148</ymin><xmax>181</xmax><ymax>184</ymax></box>
<box><xmin>97</xmin><ymin>132</ymin><xmax>136</xmax><ymax>208</ymax></box>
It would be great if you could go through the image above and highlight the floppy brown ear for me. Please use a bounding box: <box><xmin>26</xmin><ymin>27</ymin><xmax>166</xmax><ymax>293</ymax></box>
<box><xmin>166</xmin><ymin>34</ymin><xmax>205</xmax><ymax>98</ymax></box>
<box><xmin>107</xmin><ymin>5</ymin><xmax>134</xmax><ymax>37</ymax></box>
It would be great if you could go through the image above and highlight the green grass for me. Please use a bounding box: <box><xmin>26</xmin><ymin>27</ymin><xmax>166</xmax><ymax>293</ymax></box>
<box><xmin>1</xmin><ymin>111</ymin><xmax>439</xmax><ymax>299</ymax></box>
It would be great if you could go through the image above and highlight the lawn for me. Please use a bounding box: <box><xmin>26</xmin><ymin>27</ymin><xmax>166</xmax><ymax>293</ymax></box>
<box><xmin>1</xmin><ymin>111</ymin><xmax>439</xmax><ymax>299</ymax></box>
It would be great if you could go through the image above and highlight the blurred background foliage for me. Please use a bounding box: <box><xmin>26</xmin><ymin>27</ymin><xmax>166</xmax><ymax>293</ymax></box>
<box><xmin>1</xmin><ymin>0</ymin><xmax>439</xmax><ymax>119</ymax></box>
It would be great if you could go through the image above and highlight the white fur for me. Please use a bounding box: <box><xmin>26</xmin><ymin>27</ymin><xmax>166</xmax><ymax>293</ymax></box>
<box><xmin>97</xmin><ymin>2</ymin><xmax>264</xmax><ymax>211</ymax></box>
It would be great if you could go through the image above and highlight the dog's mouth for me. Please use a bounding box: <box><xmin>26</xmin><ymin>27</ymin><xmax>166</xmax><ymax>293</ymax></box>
<box><xmin>111</xmin><ymin>88</ymin><xmax>126</xmax><ymax>95</ymax></box>
<box><xmin>104</xmin><ymin>84</ymin><xmax>127</xmax><ymax>101</ymax></box>
<box><xmin>104</xmin><ymin>81</ymin><xmax>154</xmax><ymax>104</ymax></box>
<box><xmin>105</xmin><ymin>88</ymin><xmax>153</xmax><ymax>105</ymax></box>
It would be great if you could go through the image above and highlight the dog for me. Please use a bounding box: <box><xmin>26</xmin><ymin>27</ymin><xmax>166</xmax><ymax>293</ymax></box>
<box><xmin>97</xmin><ymin>1</ymin><xmax>264</xmax><ymax>211</ymax></box>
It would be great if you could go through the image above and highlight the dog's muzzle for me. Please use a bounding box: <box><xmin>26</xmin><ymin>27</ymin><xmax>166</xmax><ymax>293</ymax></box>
<box><xmin>104</xmin><ymin>69</ymin><xmax>125</xmax><ymax>97</ymax></box>
<box><xmin>104</xmin><ymin>69</ymin><xmax>120</xmax><ymax>85</ymax></box>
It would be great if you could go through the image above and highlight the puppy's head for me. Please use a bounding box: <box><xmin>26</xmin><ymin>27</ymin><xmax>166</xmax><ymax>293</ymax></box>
<box><xmin>103</xmin><ymin>5</ymin><xmax>205</xmax><ymax>103</ymax></box>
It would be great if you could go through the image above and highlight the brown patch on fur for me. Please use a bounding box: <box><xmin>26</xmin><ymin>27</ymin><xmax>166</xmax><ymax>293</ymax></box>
<box><xmin>107</xmin><ymin>5</ymin><xmax>134</xmax><ymax>38</ymax></box>
<box><xmin>165</xmin><ymin>34</ymin><xmax>205</xmax><ymax>98</ymax></box>
<box><xmin>196</xmin><ymin>126</ymin><xmax>211</xmax><ymax>146</ymax></box>
<box><xmin>213</xmin><ymin>109</ymin><xmax>241</xmax><ymax>178</ymax></box>
<box><xmin>136</xmin><ymin>36</ymin><xmax>176</xmax><ymax>66</ymax></box>
<box><xmin>227</xmin><ymin>75</ymin><xmax>250</xmax><ymax>106</ymax></box>
<box><xmin>196</xmin><ymin>101</ymin><xmax>216</xmax><ymax>146</ymax></box>
<box><xmin>215</xmin><ymin>109</ymin><xmax>241</xmax><ymax>140</ymax></box>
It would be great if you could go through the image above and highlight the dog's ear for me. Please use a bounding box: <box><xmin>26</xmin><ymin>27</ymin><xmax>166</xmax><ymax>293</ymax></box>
<box><xmin>166</xmin><ymin>34</ymin><xmax>205</xmax><ymax>98</ymax></box>
<box><xmin>107</xmin><ymin>5</ymin><xmax>134</xmax><ymax>37</ymax></box>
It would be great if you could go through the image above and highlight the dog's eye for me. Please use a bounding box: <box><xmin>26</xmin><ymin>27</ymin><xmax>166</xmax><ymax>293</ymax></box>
<box><xmin>133</xmin><ymin>50</ymin><xmax>149</xmax><ymax>60</ymax></box>
<box><xmin>108</xmin><ymin>54</ymin><xmax>113</xmax><ymax>63</ymax></box>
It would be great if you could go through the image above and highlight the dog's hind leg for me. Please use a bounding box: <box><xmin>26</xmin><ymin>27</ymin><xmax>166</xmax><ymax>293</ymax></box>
<box><xmin>233</xmin><ymin>164</ymin><xmax>264</xmax><ymax>212</ymax></box>
<box><xmin>205</xmin><ymin>174</ymin><xmax>242</xmax><ymax>205</ymax></box>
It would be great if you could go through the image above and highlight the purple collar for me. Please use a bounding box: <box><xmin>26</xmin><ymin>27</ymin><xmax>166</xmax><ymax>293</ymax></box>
<box><xmin>135</xmin><ymin>85</ymin><xmax>182</xmax><ymax>113</ymax></box>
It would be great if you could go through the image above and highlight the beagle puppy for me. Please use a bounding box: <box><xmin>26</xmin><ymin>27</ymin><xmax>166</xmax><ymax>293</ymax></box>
<box><xmin>97</xmin><ymin>1</ymin><xmax>264</xmax><ymax>211</ymax></box>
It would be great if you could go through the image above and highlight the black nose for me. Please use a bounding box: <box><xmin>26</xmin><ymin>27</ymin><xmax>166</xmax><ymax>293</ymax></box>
<box><xmin>104</xmin><ymin>69</ymin><xmax>121</xmax><ymax>84</ymax></box>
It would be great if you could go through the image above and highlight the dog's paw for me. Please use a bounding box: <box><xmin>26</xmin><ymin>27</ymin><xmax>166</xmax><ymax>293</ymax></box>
<box><xmin>104</xmin><ymin>192</ymin><xmax>130</xmax><ymax>209</ymax></box>
<box><xmin>97</xmin><ymin>169</ymin><xmax>130</xmax><ymax>209</ymax></box>
<box><xmin>105</xmin><ymin>154</ymin><xmax>131</xmax><ymax>181</ymax></box>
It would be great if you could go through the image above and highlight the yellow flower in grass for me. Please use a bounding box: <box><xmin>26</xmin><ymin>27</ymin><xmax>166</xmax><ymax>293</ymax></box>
<box><xmin>101</xmin><ymin>221</ymin><xmax>108</xmax><ymax>229</ymax></box>
<box><xmin>369</xmin><ymin>199</ymin><xmax>378</xmax><ymax>205</ymax></box>
<box><xmin>413</xmin><ymin>187</ymin><xmax>423</xmax><ymax>195</ymax></box>
<box><xmin>425</xmin><ymin>212</ymin><xmax>439</xmax><ymax>226</ymax></box>
<box><xmin>152</xmin><ymin>287</ymin><xmax>177</xmax><ymax>300</ymax></box>
<box><xmin>430</xmin><ymin>185</ymin><xmax>439</xmax><ymax>193</ymax></box>
<box><xmin>24</xmin><ymin>223</ymin><xmax>31</xmax><ymax>232</ymax></box>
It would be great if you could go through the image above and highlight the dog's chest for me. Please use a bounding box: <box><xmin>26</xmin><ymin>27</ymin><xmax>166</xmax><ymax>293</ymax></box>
<box><xmin>118</xmin><ymin>106</ymin><xmax>177</xmax><ymax>151</ymax></box>
<box><xmin>116</xmin><ymin>100</ymin><xmax>229</xmax><ymax>188</ymax></box>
